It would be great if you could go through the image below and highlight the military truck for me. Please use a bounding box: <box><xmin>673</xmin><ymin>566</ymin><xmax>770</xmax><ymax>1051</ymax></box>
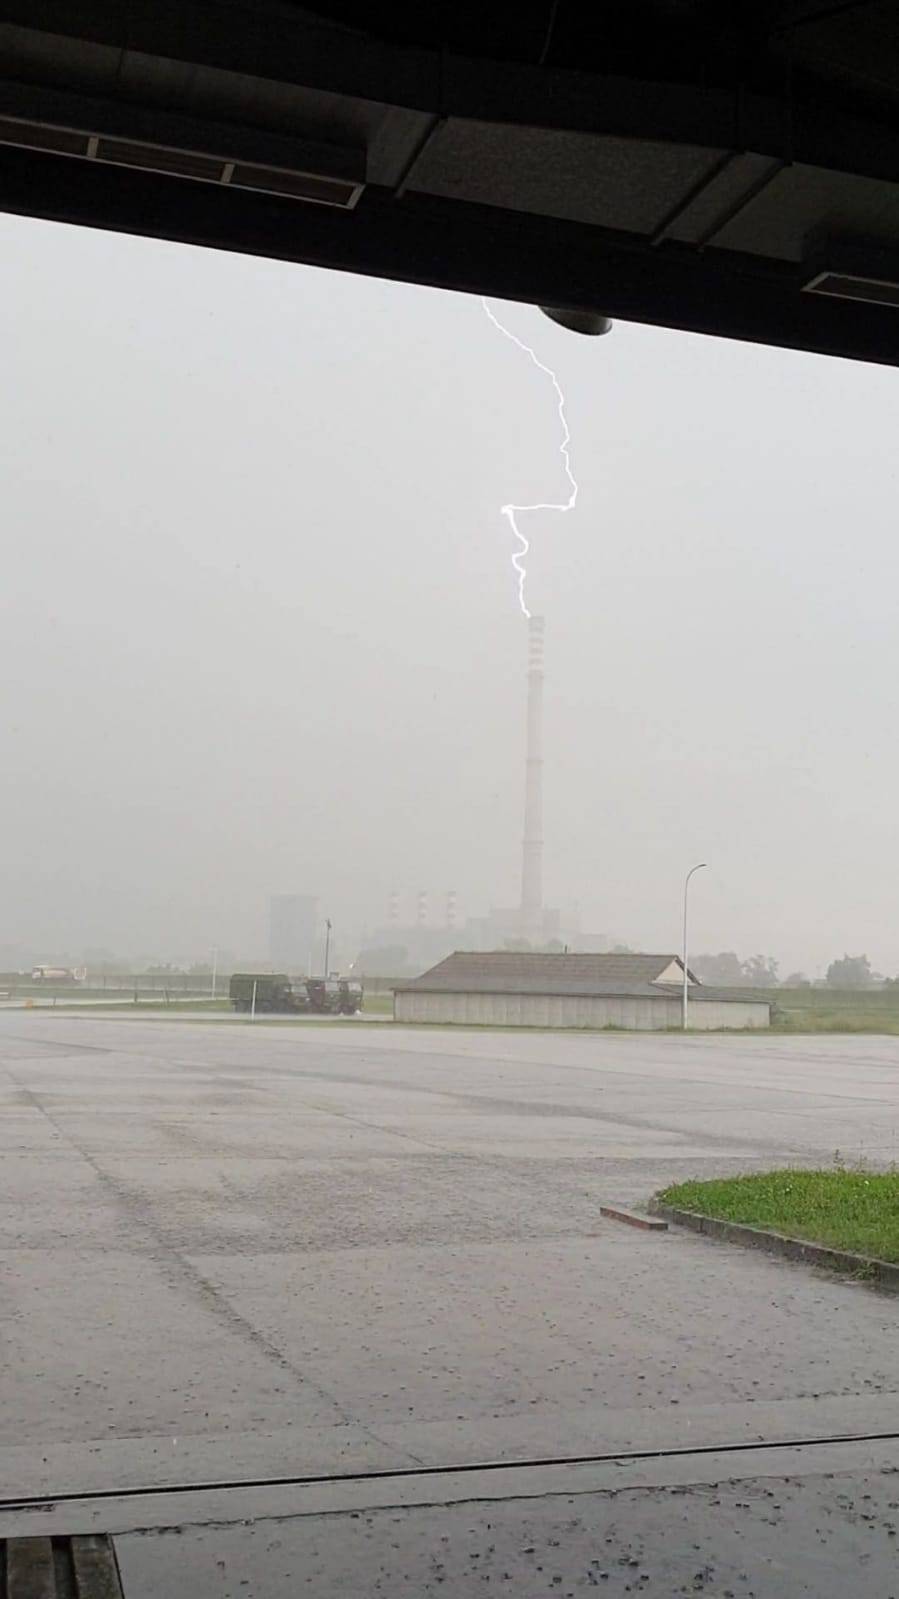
<box><xmin>229</xmin><ymin>973</ymin><xmax>363</xmax><ymax>1015</ymax></box>
<box><xmin>229</xmin><ymin>973</ymin><xmax>297</xmax><ymax>1013</ymax></box>
<box><xmin>304</xmin><ymin>978</ymin><xmax>364</xmax><ymax>1015</ymax></box>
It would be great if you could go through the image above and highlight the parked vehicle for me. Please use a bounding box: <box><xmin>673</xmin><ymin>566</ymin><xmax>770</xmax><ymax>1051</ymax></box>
<box><xmin>338</xmin><ymin>979</ymin><xmax>364</xmax><ymax>1014</ymax></box>
<box><xmin>305</xmin><ymin>978</ymin><xmax>363</xmax><ymax>1014</ymax></box>
<box><xmin>229</xmin><ymin>974</ymin><xmax>363</xmax><ymax>1015</ymax></box>
<box><xmin>229</xmin><ymin>973</ymin><xmax>297</xmax><ymax>1013</ymax></box>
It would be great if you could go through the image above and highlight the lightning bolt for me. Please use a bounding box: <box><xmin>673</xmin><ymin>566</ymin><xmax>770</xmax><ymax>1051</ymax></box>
<box><xmin>481</xmin><ymin>298</ymin><xmax>577</xmax><ymax>619</ymax></box>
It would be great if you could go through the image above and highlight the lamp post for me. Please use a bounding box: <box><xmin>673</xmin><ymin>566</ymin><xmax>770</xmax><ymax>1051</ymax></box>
<box><xmin>211</xmin><ymin>947</ymin><xmax>218</xmax><ymax>1001</ymax></box>
<box><xmin>682</xmin><ymin>863</ymin><xmax>707</xmax><ymax>1030</ymax></box>
<box><xmin>324</xmin><ymin>918</ymin><xmax>332</xmax><ymax>978</ymax></box>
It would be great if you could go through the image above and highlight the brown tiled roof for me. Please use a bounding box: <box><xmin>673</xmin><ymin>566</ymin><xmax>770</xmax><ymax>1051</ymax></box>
<box><xmin>395</xmin><ymin>952</ymin><xmax>771</xmax><ymax>1006</ymax></box>
<box><xmin>395</xmin><ymin>951</ymin><xmax>702</xmax><ymax>998</ymax></box>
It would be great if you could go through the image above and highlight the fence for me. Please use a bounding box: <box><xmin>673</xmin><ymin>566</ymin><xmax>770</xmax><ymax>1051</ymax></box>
<box><xmin>0</xmin><ymin>971</ymin><xmax>221</xmax><ymax>1002</ymax></box>
<box><xmin>0</xmin><ymin>971</ymin><xmax>406</xmax><ymax>1003</ymax></box>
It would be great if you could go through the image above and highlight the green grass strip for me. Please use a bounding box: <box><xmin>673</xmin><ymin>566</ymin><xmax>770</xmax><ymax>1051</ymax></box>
<box><xmin>660</xmin><ymin>1169</ymin><xmax>899</xmax><ymax>1263</ymax></box>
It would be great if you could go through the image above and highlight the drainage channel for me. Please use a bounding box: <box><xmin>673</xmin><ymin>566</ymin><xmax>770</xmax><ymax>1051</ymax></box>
<box><xmin>4</xmin><ymin>1425</ymin><xmax>899</xmax><ymax>1514</ymax></box>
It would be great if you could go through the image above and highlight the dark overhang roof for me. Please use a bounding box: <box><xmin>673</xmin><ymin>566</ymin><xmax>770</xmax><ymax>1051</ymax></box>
<box><xmin>3</xmin><ymin>3</ymin><xmax>899</xmax><ymax>363</ymax></box>
<box><xmin>392</xmin><ymin>952</ymin><xmax>772</xmax><ymax>1006</ymax></box>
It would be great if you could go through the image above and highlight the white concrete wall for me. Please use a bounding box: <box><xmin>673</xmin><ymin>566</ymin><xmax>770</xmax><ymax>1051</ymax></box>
<box><xmin>393</xmin><ymin>991</ymin><xmax>769</xmax><ymax>1030</ymax></box>
<box><xmin>689</xmin><ymin>1000</ymin><xmax>769</xmax><ymax>1030</ymax></box>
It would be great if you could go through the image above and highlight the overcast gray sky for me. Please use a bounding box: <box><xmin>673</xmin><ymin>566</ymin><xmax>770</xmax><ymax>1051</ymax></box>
<box><xmin>2</xmin><ymin>210</ymin><xmax>897</xmax><ymax>975</ymax></box>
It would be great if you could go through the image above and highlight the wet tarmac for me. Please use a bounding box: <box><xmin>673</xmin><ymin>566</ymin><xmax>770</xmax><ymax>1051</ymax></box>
<box><xmin>3</xmin><ymin>1016</ymin><xmax>898</xmax><ymax>1593</ymax></box>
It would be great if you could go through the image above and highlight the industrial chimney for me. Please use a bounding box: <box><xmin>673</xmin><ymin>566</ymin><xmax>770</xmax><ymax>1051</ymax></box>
<box><xmin>520</xmin><ymin>615</ymin><xmax>544</xmax><ymax>940</ymax></box>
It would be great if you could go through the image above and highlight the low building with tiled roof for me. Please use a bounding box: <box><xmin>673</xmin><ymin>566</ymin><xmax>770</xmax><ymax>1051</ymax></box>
<box><xmin>394</xmin><ymin>952</ymin><xmax>770</xmax><ymax>1030</ymax></box>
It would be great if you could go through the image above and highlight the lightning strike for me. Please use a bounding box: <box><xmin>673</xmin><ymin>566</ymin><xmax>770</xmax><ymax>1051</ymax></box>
<box><xmin>481</xmin><ymin>297</ymin><xmax>578</xmax><ymax>619</ymax></box>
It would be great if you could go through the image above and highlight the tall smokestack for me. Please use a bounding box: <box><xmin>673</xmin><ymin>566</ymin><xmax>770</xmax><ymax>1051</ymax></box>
<box><xmin>520</xmin><ymin>615</ymin><xmax>544</xmax><ymax>940</ymax></box>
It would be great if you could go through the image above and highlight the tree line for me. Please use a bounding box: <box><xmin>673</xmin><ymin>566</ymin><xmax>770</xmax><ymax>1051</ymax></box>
<box><xmin>692</xmin><ymin>952</ymin><xmax>889</xmax><ymax>989</ymax></box>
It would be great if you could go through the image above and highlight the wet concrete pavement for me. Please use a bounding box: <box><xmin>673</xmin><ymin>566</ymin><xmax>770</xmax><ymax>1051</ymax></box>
<box><xmin>2</xmin><ymin>1016</ymin><xmax>898</xmax><ymax>1593</ymax></box>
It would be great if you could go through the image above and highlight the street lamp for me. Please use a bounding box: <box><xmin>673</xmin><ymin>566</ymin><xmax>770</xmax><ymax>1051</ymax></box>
<box><xmin>682</xmin><ymin>863</ymin><xmax>707</xmax><ymax>1030</ymax></box>
<box><xmin>323</xmin><ymin>918</ymin><xmax>332</xmax><ymax>978</ymax></box>
<box><xmin>211</xmin><ymin>946</ymin><xmax>218</xmax><ymax>1002</ymax></box>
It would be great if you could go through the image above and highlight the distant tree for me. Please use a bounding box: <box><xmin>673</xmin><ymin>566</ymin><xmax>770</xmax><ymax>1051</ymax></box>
<box><xmin>741</xmin><ymin>954</ymin><xmax>779</xmax><ymax>988</ymax></box>
<box><xmin>187</xmin><ymin>962</ymin><xmax>212</xmax><ymax>976</ymax></box>
<box><xmin>826</xmin><ymin>953</ymin><xmax>872</xmax><ymax>989</ymax></box>
<box><xmin>611</xmin><ymin>943</ymin><xmax>632</xmax><ymax>954</ymax></box>
<box><xmin>783</xmin><ymin>971</ymin><xmax>811</xmax><ymax>988</ymax></box>
<box><xmin>503</xmin><ymin>938</ymin><xmax>531</xmax><ymax>952</ymax></box>
<box><xmin>691</xmin><ymin>952</ymin><xmax>744</xmax><ymax>985</ymax></box>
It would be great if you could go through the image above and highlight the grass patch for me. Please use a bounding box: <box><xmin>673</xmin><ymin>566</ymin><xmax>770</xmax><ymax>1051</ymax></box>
<box><xmin>54</xmin><ymin>994</ymin><xmax>396</xmax><ymax>1017</ymax></box>
<box><xmin>27</xmin><ymin>998</ymin><xmax>232</xmax><ymax>1013</ymax></box>
<box><xmin>660</xmin><ymin>1169</ymin><xmax>899</xmax><ymax>1262</ymax></box>
<box><xmin>761</xmin><ymin>986</ymin><xmax>899</xmax><ymax>1033</ymax></box>
<box><xmin>362</xmin><ymin>992</ymin><xmax>393</xmax><ymax>1015</ymax></box>
<box><xmin>21</xmin><ymin>985</ymin><xmax>899</xmax><ymax>1033</ymax></box>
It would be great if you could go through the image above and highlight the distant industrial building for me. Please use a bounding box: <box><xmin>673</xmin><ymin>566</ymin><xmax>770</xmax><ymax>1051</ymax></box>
<box><xmin>358</xmin><ymin>888</ymin><xmax>464</xmax><ymax>976</ymax></box>
<box><xmin>268</xmin><ymin>894</ymin><xmax>317</xmax><ymax>974</ymax></box>
<box><xmin>360</xmin><ymin>619</ymin><xmax>608</xmax><ymax>977</ymax></box>
<box><xmin>394</xmin><ymin>952</ymin><xmax>771</xmax><ymax>1031</ymax></box>
<box><xmin>478</xmin><ymin>617</ymin><xmax>607</xmax><ymax>952</ymax></box>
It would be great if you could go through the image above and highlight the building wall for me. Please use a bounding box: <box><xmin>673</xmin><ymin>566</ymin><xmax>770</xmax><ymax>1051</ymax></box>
<box><xmin>688</xmin><ymin>999</ymin><xmax>769</xmax><ymax>1029</ymax></box>
<box><xmin>393</xmin><ymin>990</ymin><xmax>769</xmax><ymax>1030</ymax></box>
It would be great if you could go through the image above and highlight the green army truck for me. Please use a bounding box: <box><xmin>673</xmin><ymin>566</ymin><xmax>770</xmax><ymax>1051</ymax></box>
<box><xmin>304</xmin><ymin>978</ymin><xmax>364</xmax><ymax>1015</ymax></box>
<box><xmin>229</xmin><ymin>974</ymin><xmax>363</xmax><ymax>1015</ymax></box>
<box><xmin>229</xmin><ymin>973</ymin><xmax>300</xmax><ymax>1013</ymax></box>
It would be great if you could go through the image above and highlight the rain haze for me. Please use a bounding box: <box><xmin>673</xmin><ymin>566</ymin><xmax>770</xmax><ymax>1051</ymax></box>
<box><xmin>2</xmin><ymin>211</ymin><xmax>897</xmax><ymax>978</ymax></box>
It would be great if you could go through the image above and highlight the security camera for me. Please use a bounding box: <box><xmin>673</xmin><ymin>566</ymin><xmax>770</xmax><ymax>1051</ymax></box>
<box><xmin>539</xmin><ymin>306</ymin><xmax>613</xmax><ymax>336</ymax></box>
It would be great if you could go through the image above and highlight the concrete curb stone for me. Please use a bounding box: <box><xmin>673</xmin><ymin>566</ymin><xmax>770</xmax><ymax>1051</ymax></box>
<box><xmin>650</xmin><ymin>1198</ymin><xmax>899</xmax><ymax>1293</ymax></box>
<box><xmin>600</xmin><ymin>1204</ymin><xmax>668</xmax><ymax>1231</ymax></box>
